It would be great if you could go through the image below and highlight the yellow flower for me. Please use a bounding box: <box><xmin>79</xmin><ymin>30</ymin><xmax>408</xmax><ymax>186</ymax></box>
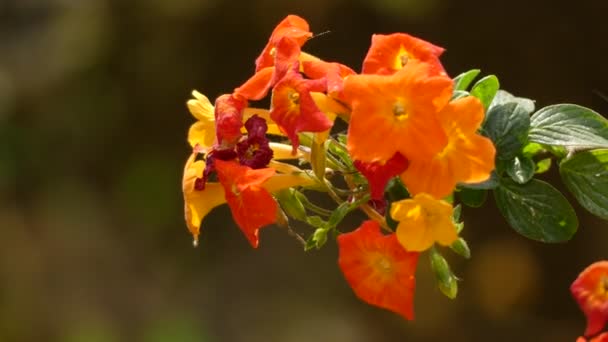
<box><xmin>390</xmin><ymin>193</ymin><xmax>457</xmax><ymax>252</ymax></box>
<box><xmin>182</xmin><ymin>154</ymin><xmax>226</xmax><ymax>245</ymax></box>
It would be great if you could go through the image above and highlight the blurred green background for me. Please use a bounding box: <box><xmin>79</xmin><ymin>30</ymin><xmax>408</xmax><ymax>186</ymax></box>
<box><xmin>1</xmin><ymin>0</ymin><xmax>607</xmax><ymax>341</ymax></box>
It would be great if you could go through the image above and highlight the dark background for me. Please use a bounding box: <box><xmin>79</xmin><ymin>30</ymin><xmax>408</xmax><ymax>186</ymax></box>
<box><xmin>1</xmin><ymin>0</ymin><xmax>607</xmax><ymax>341</ymax></box>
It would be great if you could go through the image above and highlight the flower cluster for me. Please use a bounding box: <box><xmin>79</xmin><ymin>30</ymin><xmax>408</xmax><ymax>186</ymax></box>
<box><xmin>573</xmin><ymin>261</ymin><xmax>608</xmax><ymax>341</ymax></box>
<box><xmin>181</xmin><ymin>14</ymin><xmax>495</xmax><ymax>320</ymax></box>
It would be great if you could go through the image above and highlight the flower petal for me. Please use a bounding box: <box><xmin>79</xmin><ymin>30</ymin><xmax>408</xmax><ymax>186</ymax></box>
<box><xmin>337</xmin><ymin>220</ymin><xmax>419</xmax><ymax>320</ymax></box>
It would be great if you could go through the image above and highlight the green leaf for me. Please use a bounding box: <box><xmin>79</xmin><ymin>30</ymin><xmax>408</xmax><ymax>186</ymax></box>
<box><xmin>452</xmin><ymin>204</ymin><xmax>462</xmax><ymax>222</ymax></box>
<box><xmin>529</xmin><ymin>104</ymin><xmax>608</xmax><ymax>149</ymax></box>
<box><xmin>522</xmin><ymin>142</ymin><xmax>544</xmax><ymax>158</ymax></box>
<box><xmin>453</xmin><ymin>69</ymin><xmax>480</xmax><ymax>91</ymax></box>
<box><xmin>489</xmin><ymin>90</ymin><xmax>535</xmax><ymax>114</ymax></box>
<box><xmin>450</xmin><ymin>238</ymin><xmax>471</xmax><ymax>259</ymax></box>
<box><xmin>505</xmin><ymin>155</ymin><xmax>535</xmax><ymax>184</ymax></box>
<box><xmin>275</xmin><ymin>189</ymin><xmax>308</xmax><ymax>222</ymax></box>
<box><xmin>494</xmin><ymin>178</ymin><xmax>578</xmax><ymax>242</ymax></box>
<box><xmin>429</xmin><ymin>248</ymin><xmax>458</xmax><ymax>299</ymax></box>
<box><xmin>451</xmin><ymin>90</ymin><xmax>470</xmax><ymax>100</ymax></box>
<box><xmin>483</xmin><ymin>102</ymin><xmax>531</xmax><ymax>160</ymax></box>
<box><xmin>470</xmin><ymin>75</ymin><xmax>499</xmax><ymax>109</ymax></box>
<box><xmin>458</xmin><ymin>188</ymin><xmax>487</xmax><ymax>208</ymax></box>
<box><xmin>535</xmin><ymin>158</ymin><xmax>552</xmax><ymax>174</ymax></box>
<box><xmin>560</xmin><ymin>149</ymin><xmax>608</xmax><ymax>220</ymax></box>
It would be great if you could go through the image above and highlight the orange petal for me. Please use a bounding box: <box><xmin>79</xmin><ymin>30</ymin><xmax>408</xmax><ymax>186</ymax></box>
<box><xmin>337</xmin><ymin>220</ymin><xmax>419</xmax><ymax>320</ymax></box>
<box><xmin>214</xmin><ymin>160</ymin><xmax>277</xmax><ymax>248</ymax></box>
<box><xmin>362</xmin><ymin>33</ymin><xmax>445</xmax><ymax>76</ymax></box>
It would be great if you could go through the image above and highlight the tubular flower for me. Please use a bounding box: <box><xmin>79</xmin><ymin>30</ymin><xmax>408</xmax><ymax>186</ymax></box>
<box><xmin>214</xmin><ymin>94</ymin><xmax>247</xmax><ymax>146</ymax></box>
<box><xmin>270</xmin><ymin>64</ymin><xmax>332</xmax><ymax>153</ymax></box>
<box><xmin>571</xmin><ymin>261</ymin><xmax>608</xmax><ymax>337</ymax></box>
<box><xmin>302</xmin><ymin>60</ymin><xmax>356</xmax><ymax>100</ymax></box>
<box><xmin>337</xmin><ymin>220</ymin><xmax>420</xmax><ymax>320</ymax></box>
<box><xmin>400</xmin><ymin>96</ymin><xmax>496</xmax><ymax>198</ymax></box>
<box><xmin>354</xmin><ymin>152</ymin><xmax>409</xmax><ymax>200</ymax></box>
<box><xmin>214</xmin><ymin>159</ymin><xmax>278</xmax><ymax>248</ymax></box>
<box><xmin>255</xmin><ymin>15</ymin><xmax>312</xmax><ymax>72</ymax></box>
<box><xmin>182</xmin><ymin>154</ymin><xmax>227</xmax><ymax>245</ymax></box>
<box><xmin>577</xmin><ymin>334</ymin><xmax>608</xmax><ymax>342</ymax></box>
<box><xmin>343</xmin><ymin>60</ymin><xmax>453</xmax><ymax>164</ymax></box>
<box><xmin>187</xmin><ymin>91</ymin><xmax>216</xmax><ymax>152</ymax></box>
<box><xmin>390</xmin><ymin>193</ymin><xmax>457</xmax><ymax>252</ymax></box>
<box><xmin>236</xmin><ymin>36</ymin><xmax>302</xmax><ymax>101</ymax></box>
<box><xmin>362</xmin><ymin>33</ymin><xmax>446</xmax><ymax>76</ymax></box>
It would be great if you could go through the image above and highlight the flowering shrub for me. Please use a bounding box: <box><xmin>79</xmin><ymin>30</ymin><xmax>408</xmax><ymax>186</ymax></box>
<box><xmin>181</xmin><ymin>14</ymin><xmax>608</xmax><ymax>334</ymax></box>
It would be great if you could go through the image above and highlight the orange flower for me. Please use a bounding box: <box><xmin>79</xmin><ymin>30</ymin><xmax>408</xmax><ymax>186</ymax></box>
<box><xmin>214</xmin><ymin>159</ymin><xmax>278</xmax><ymax>248</ymax></box>
<box><xmin>270</xmin><ymin>64</ymin><xmax>332</xmax><ymax>153</ymax></box>
<box><xmin>302</xmin><ymin>59</ymin><xmax>356</xmax><ymax>100</ymax></box>
<box><xmin>362</xmin><ymin>33</ymin><xmax>445</xmax><ymax>76</ymax></box>
<box><xmin>235</xmin><ymin>37</ymin><xmax>302</xmax><ymax>101</ymax></box>
<box><xmin>337</xmin><ymin>220</ymin><xmax>420</xmax><ymax>320</ymax></box>
<box><xmin>343</xmin><ymin>60</ymin><xmax>453</xmax><ymax>164</ymax></box>
<box><xmin>572</xmin><ymin>261</ymin><xmax>608</xmax><ymax>337</ymax></box>
<box><xmin>390</xmin><ymin>193</ymin><xmax>457</xmax><ymax>252</ymax></box>
<box><xmin>255</xmin><ymin>15</ymin><xmax>312</xmax><ymax>72</ymax></box>
<box><xmin>400</xmin><ymin>96</ymin><xmax>496</xmax><ymax>198</ymax></box>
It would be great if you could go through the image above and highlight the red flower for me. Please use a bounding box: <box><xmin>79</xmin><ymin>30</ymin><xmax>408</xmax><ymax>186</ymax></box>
<box><xmin>572</xmin><ymin>261</ymin><xmax>608</xmax><ymax>337</ymax></box>
<box><xmin>362</xmin><ymin>33</ymin><xmax>445</xmax><ymax>76</ymax></box>
<box><xmin>354</xmin><ymin>152</ymin><xmax>409</xmax><ymax>200</ymax></box>
<box><xmin>270</xmin><ymin>64</ymin><xmax>332</xmax><ymax>153</ymax></box>
<box><xmin>214</xmin><ymin>94</ymin><xmax>247</xmax><ymax>146</ymax></box>
<box><xmin>577</xmin><ymin>333</ymin><xmax>608</xmax><ymax>342</ymax></box>
<box><xmin>214</xmin><ymin>159</ymin><xmax>278</xmax><ymax>248</ymax></box>
<box><xmin>338</xmin><ymin>220</ymin><xmax>419</xmax><ymax>320</ymax></box>
<box><xmin>255</xmin><ymin>15</ymin><xmax>312</xmax><ymax>72</ymax></box>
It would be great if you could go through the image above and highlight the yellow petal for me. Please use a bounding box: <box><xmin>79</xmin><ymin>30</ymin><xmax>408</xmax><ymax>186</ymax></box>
<box><xmin>187</xmin><ymin>90</ymin><xmax>214</xmax><ymax>121</ymax></box>
<box><xmin>182</xmin><ymin>154</ymin><xmax>226</xmax><ymax>243</ymax></box>
<box><xmin>391</xmin><ymin>193</ymin><xmax>456</xmax><ymax>252</ymax></box>
<box><xmin>188</xmin><ymin>121</ymin><xmax>216</xmax><ymax>151</ymax></box>
<box><xmin>270</xmin><ymin>142</ymin><xmax>301</xmax><ymax>159</ymax></box>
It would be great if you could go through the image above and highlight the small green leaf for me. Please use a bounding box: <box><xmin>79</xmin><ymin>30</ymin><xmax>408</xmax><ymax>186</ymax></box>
<box><xmin>494</xmin><ymin>178</ymin><xmax>578</xmax><ymax>242</ymax></box>
<box><xmin>535</xmin><ymin>158</ymin><xmax>552</xmax><ymax>174</ymax></box>
<box><xmin>458</xmin><ymin>188</ymin><xmax>487</xmax><ymax>208</ymax></box>
<box><xmin>529</xmin><ymin>104</ymin><xmax>608</xmax><ymax>149</ymax></box>
<box><xmin>429</xmin><ymin>248</ymin><xmax>458</xmax><ymax>299</ymax></box>
<box><xmin>452</xmin><ymin>204</ymin><xmax>462</xmax><ymax>222</ymax></box>
<box><xmin>483</xmin><ymin>102</ymin><xmax>531</xmax><ymax>160</ymax></box>
<box><xmin>489</xmin><ymin>90</ymin><xmax>535</xmax><ymax>114</ymax></box>
<box><xmin>505</xmin><ymin>155</ymin><xmax>535</xmax><ymax>184</ymax></box>
<box><xmin>522</xmin><ymin>142</ymin><xmax>545</xmax><ymax>158</ymax></box>
<box><xmin>452</xmin><ymin>90</ymin><xmax>470</xmax><ymax>100</ymax></box>
<box><xmin>312</xmin><ymin>228</ymin><xmax>328</xmax><ymax>249</ymax></box>
<box><xmin>560</xmin><ymin>149</ymin><xmax>608</xmax><ymax>220</ymax></box>
<box><xmin>453</xmin><ymin>69</ymin><xmax>480</xmax><ymax>91</ymax></box>
<box><xmin>275</xmin><ymin>189</ymin><xmax>308</xmax><ymax>222</ymax></box>
<box><xmin>470</xmin><ymin>75</ymin><xmax>499</xmax><ymax>109</ymax></box>
<box><xmin>450</xmin><ymin>238</ymin><xmax>471</xmax><ymax>259</ymax></box>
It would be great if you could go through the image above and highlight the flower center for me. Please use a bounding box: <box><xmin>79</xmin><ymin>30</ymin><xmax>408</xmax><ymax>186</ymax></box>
<box><xmin>393</xmin><ymin>101</ymin><xmax>408</xmax><ymax>121</ymax></box>
<box><xmin>399</xmin><ymin>54</ymin><xmax>409</xmax><ymax>68</ymax></box>
<box><xmin>376</xmin><ymin>255</ymin><xmax>393</xmax><ymax>274</ymax></box>
<box><xmin>289</xmin><ymin>90</ymin><xmax>300</xmax><ymax>105</ymax></box>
